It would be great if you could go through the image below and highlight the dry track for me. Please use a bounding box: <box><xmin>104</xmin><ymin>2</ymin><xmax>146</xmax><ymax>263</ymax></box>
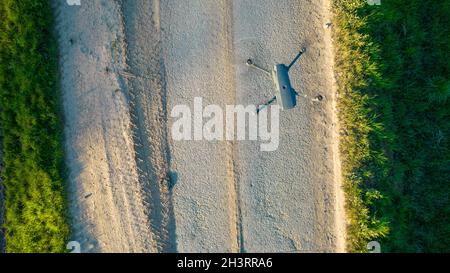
<box><xmin>54</xmin><ymin>0</ymin><xmax>345</xmax><ymax>253</ymax></box>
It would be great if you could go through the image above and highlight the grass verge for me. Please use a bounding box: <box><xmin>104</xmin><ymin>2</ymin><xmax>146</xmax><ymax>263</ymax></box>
<box><xmin>333</xmin><ymin>0</ymin><xmax>450</xmax><ymax>252</ymax></box>
<box><xmin>0</xmin><ymin>0</ymin><xmax>69</xmax><ymax>252</ymax></box>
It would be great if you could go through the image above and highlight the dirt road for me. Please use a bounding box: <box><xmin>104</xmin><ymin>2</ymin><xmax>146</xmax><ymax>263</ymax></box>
<box><xmin>232</xmin><ymin>0</ymin><xmax>344</xmax><ymax>252</ymax></box>
<box><xmin>54</xmin><ymin>0</ymin><xmax>344</xmax><ymax>253</ymax></box>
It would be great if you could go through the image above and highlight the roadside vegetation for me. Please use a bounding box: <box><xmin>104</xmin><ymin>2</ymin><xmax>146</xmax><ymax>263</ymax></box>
<box><xmin>0</xmin><ymin>0</ymin><xmax>69</xmax><ymax>252</ymax></box>
<box><xmin>333</xmin><ymin>0</ymin><xmax>450</xmax><ymax>252</ymax></box>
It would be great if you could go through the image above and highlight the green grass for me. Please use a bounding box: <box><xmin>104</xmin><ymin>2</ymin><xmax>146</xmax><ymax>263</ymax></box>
<box><xmin>0</xmin><ymin>0</ymin><xmax>69</xmax><ymax>252</ymax></box>
<box><xmin>333</xmin><ymin>0</ymin><xmax>450</xmax><ymax>252</ymax></box>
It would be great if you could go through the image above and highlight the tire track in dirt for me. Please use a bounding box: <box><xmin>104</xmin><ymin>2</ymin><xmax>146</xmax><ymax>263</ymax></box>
<box><xmin>53</xmin><ymin>0</ymin><xmax>155</xmax><ymax>253</ymax></box>
<box><xmin>120</xmin><ymin>0</ymin><xmax>177</xmax><ymax>253</ymax></box>
<box><xmin>222</xmin><ymin>1</ymin><xmax>243</xmax><ymax>253</ymax></box>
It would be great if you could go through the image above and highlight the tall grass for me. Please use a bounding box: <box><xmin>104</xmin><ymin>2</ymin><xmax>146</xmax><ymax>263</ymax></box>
<box><xmin>0</xmin><ymin>0</ymin><xmax>69</xmax><ymax>252</ymax></box>
<box><xmin>333</xmin><ymin>0</ymin><xmax>450</xmax><ymax>252</ymax></box>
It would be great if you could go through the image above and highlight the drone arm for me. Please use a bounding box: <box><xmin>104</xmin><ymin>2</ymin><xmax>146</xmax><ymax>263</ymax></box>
<box><xmin>287</xmin><ymin>47</ymin><xmax>306</xmax><ymax>70</ymax></box>
<box><xmin>246</xmin><ymin>59</ymin><xmax>271</xmax><ymax>76</ymax></box>
<box><xmin>293</xmin><ymin>89</ymin><xmax>307</xmax><ymax>98</ymax></box>
<box><xmin>257</xmin><ymin>96</ymin><xmax>277</xmax><ymax>114</ymax></box>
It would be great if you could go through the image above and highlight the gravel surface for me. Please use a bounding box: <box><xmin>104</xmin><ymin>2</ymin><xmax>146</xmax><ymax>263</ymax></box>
<box><xmin>232</xmin><ymin>0</ymin><xmax>344</xmax><ymax>252</ymax></box>
<box><xmin>53</xmin><ymin>0</ymin><xmax>345</xmax><ymax>253</ymax></box>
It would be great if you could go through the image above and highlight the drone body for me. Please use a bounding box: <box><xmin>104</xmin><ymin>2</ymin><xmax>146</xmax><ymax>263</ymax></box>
<box><xmin>246</xmin><ymin>47</ymin><xmax>306</xmax><ymax>112</ymax></box>
<box><xmin>272</xmin><ymin>64</ymin><xmax>296</xmax><ymax>110</ymax></box>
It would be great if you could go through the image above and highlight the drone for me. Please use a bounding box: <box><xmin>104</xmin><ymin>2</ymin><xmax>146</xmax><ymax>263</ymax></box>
<box><xmin>246</xmin><ymin>47</ymin><xmax>320</xmax><ymax>113</ymax></box>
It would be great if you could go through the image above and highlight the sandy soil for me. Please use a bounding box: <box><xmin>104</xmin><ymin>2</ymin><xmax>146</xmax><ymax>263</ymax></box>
<box><xmin>54</xmin><ymin>0</ymin><xmax>345</xmax><ymax>253</ymax></box>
